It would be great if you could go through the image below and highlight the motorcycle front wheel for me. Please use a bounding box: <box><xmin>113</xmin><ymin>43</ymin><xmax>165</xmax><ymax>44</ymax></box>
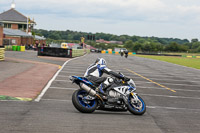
<box><xmin>127</xmin><ymin>94</ymin><xmax>146</xmax><ymax>115</ymax></box>
<box><xmin>72</xmin><ymin>89</ymin><xmax>97</xmax><ymax>113</ymax></box>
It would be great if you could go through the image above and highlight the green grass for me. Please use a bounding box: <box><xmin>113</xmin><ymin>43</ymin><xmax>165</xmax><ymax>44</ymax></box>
<box><xmin>162</xmin><ymin>52</ymin><xmax>200</xmax><ymax>56</ymax></box>
<box><xmin>0</xmin><ymin>95</ymin><xmax>19</xmax><ymax>100</ymax></box>
<box><xmin>136</xmin><ymin>55</ymin><xmax>200</xmax><ymax>69</ymax></box>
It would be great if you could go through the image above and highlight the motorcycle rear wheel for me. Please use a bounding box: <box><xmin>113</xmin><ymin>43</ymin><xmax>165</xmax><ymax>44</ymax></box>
<box><xmin>127</xmin><ymin>94</ymin><xmax>146</xmax><ymax>115</ymax></box>
<box><xmin>72</xmin><ymin>89</ymin><xmax>97</xmax><ymax>113</ymax></box>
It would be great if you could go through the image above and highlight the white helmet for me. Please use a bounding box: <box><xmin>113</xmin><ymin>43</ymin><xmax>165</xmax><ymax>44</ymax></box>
<box><xmin>95</xmin><ymin>58</ymin><xmax>106</xmax><ymax>65</ymax></box>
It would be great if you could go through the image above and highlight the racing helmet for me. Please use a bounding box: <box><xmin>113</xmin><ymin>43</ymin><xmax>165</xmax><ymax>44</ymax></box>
<box><xmin>95</xmin><ymin>58</ymin><xmax>106</xmax><ymax>65</ymax></box>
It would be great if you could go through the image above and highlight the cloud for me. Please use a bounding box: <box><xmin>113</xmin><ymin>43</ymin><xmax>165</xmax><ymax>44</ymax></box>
<box><xmin>1</xmin><ymin>0</ymin><xmax>200</xmax><ymax>39</ymax></box>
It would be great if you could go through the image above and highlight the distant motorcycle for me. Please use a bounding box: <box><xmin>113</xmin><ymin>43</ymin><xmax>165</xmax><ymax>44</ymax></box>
<box><xmin>125</xmin><ymin>53</ymin><xmax>128</xmax><ymax>58</ymax></box>
<box><xmin>120</xmin><ymin>52</ymin><xmax>124</xmax><ymax>57</ymax></box>
<box><xmin>70</xmin><ymin>73</ymin><xmax>146</xmax><ymax>115</ymax></box>
<box><xmin>124</xmin><ymin>51</ymin><xmax>128</xmax><ymax>58</ymax></box>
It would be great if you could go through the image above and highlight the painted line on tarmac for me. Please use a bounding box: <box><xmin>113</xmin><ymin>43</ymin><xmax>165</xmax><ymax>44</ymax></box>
<box><xmin>49</xmin><ymin>87</ymin><xmax>76</xmax><ymax>90</ymax></box>
<box><xmin>40</xmin><ymin>99</ymin><xmax>200</xmax><ymax>111</ymax></box>
<box><xmin>34</xmin><ymin>55</ymin><xmax>87</xmax><ymax>102</ymax></box>
<box><xmin>157</xmin><ymin>82</ymin><xmax>200</xmax><ymax>87</ymax></box>
<box><xmin>147</xmin><ymin>106</ymin><xmax>200</xmax><ymax>111</ymax></box>
<box><xmin>60</xmin><ymin>70</ymin><xmax>85</xmax><ymax>73</ymax></box>
<box><xmin>126</xmin><ymin>69</ymin><xmax>176</xmax><ymax>92</ymax></box>
<box><xmin>125</xmin><ymin>71</ymin><xmax>198</xmax><ymax>76</ymax></box>
<box><xmin>49</xmin><ymin>86</ymin><xmax>200</xmax><ymax>99</ymax></box>
<box><xmin>53</xmin><ymin>80</ymin><xmax>71</xmax><ymax>82</ymax></box>
<box><xmin>41</xmin><ymin>99</ymin><xmax>71</xmax><ymax>102</ymax></box>
<box><xmin>57</xmin><ymin>75</ymin><xmax>83</xmax><ymax>78</ymax></box>
<box><xmin>53</xmin><ymin>80</ymin><xmax>190</xmax><ymax>86</ymax></box>
<box><xmin>62</xmin><ymin>66</ymin><xmax>88</xmax><ymax>69</ymax></box>
<box><xmin>138</xmin><ymin>86</ymin><xmax>200</xmax><ymax>92</ymax></box>
<box><xmin>141</xmin><ymin>93</ymin><xmax>200</xmax><ymax>100</ymax></box>
<box><xmin>122</xmin><ymin>71</ymin><xmax>200</xmax><ymax>78</ymax></box>
<box><xmin>49</xmin><ymin>86</ymin><xmax>192</xmax><ymax>93</ymax></box>
<box><xmin>141</xmin><ymin>78</ymin><xmax>200</xmax><ymax>83</ymax></box>
<box><xmin>135</xmin><ymin>81</ymin><xmax>200</xmax><ymax>87</ymax></box>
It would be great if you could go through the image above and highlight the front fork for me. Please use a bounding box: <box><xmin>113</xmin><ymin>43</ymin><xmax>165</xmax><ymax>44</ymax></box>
<box><xmin>130</xmin><ymin>92</ymin><xmax>140</xmax><ymax>103</ymax></box>
<box><xmin>123</xmin><ymin>91</ymin><xmax>139</xmax><ymax>105</ymax></box>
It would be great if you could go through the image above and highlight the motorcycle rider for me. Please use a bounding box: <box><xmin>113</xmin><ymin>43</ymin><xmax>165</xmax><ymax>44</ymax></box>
<box><xmin>84</xmin><ymin>58</ymin><xmax>130</xmax><ymax>96</ymax></box>
<box><xmin>124</xmin><ymin>50</ymin><xmax>128</xmax><ymax>58</ymax></box>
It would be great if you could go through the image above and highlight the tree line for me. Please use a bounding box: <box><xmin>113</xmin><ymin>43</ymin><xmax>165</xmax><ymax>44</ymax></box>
<box><xmin>34</xmin><ymin>29</ymin><xmax>200</xmax><ymax>53</ymax></box>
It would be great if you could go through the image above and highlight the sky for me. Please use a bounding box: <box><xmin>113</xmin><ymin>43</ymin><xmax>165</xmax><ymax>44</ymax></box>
<box><xmin>0</xmin><ymin>0</ymin><xmax>200</xmax><ymax>40</ymax></box>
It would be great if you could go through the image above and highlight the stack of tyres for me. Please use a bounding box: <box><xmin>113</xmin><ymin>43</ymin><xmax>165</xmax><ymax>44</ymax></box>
<box><xmin>0</xmin><ymin>47</ymin><xmax>5</xmax><ymax>61</ymax></box>
<box><xmin>12</xmin><ymin>45</ymin><xmax>17</xmax><ymax>51</ymax></box>
<box><xmin>5</xmin><ymin>45</ymin><xmax>13</xmax><ymax>51</ymax></box>
<box><xmin>20</xmin><ymin>46</ymin><xmax>25</xmax><ymax>51</ymax></box>
<box><xmin>17</xmin><ymin>46</ymin><xmax>21</xmax><ymax>51</ymax></box>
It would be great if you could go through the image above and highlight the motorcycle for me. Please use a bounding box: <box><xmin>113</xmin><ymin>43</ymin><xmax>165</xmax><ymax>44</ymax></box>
<box><xmin>70</xmin><ymin>74</ymin><xmax>146</xmax><ymax>115</ymax></box>
<box><xmin>125</xmin><ymin>53</ymin><xmax>128</xmax><ymax>58</ymax></box>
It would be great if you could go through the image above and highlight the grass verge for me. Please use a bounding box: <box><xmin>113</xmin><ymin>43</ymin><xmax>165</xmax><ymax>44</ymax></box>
<box><xmin>136</xmin><ymin>55</ymin><xmax>200</xmax><ymax>69</ymax></box>
<box><xmin>0</xmin><ymin>95</ymin><xmax>32</xmax><ymax>101</ymax></box>
<box><xmin>0</xmin><ymin>95</ymin><xmax>20</xmax><ymax>100</ymax></box>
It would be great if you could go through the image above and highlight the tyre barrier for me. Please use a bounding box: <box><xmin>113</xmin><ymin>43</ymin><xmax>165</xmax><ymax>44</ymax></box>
<box><xmin>0</xmin><ymin>47</ymin><xmax>5</xmax><ymax>61</ymax></box>
<box><xmin>182</xmin><ymin>55</ymin><xmax>200</xmax><ymax>59</ymax></box>
<box><xmin>4</xmin><ymin>45</ymin><xmax>12</xmax><ymax>51</ymax></box>
<box><xmin>38</xmin><ymin>47</ymin><xmax>72</xmax><ymax>57</ymax></box>
<box><xmin>101</xmin><ymin>50</ymin><xmax>136</xmax><ymax>55</ymax></box>
<box><xmin>4</xmin><ymin>45</ymin><xmax>25</xmax><ymax>52</ymax></box>
<box><xmin>38</xmin><ymin>47</ymin><xmax>90</xmax><ymax>58</ymax></box>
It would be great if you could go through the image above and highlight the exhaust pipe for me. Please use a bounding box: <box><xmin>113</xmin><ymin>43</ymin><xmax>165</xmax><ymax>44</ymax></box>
<box><xmin>80</xmin><ymin>83</ymin><xmax>96</xmax><ymax>96</ymax></box>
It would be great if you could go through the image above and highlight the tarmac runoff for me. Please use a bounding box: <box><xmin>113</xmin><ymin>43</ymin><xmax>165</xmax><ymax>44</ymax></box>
<box><xmin>0</xmin><ymin>54</ymin><xmax>67</xmax><ymax>102</ymax></box>
<box><xmin>34</xmin><ymin>54</ymin><xmax>87</xmax><ymax>102</ymax></box>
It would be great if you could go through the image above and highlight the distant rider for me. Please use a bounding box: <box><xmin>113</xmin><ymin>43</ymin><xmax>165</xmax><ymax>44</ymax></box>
<box><xmin>84</xmin><ymin>58</ymin><xmax>130</xmax><ymax>95</ymax></box>
<box><xmin>124</xmin><ymin>50</ymin><xmax>128</xmax><ymax>58</ymax></box>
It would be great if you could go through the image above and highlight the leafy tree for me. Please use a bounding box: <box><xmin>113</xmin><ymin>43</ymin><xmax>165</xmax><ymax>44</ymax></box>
<box><xmin>191</xmin><ymin>38</ymin><xmax>199</xmax><ymax>43</ymax></box>
<box><xmin>34</xmin><ymin>29</ymin><xmax>195</xmax><ymax>53</ymax></box>
<box><xmin>132</xmin><ymin>42</ymin><xmax>142</xmax><ymax>52</ymax></box>
<box><xmin>192</xmin><ymin>42</ymin><xmax>200</xmax><ymax>49</ymax></box>
<box><xmin>165</xmin><ymin>42</ymin><xmax>180</xmax><ymax>52</ymax></box>
<box><xmin>197</xmin><ymin>46</ymin><xmax>200</xmax><ymax>52</ymax></box>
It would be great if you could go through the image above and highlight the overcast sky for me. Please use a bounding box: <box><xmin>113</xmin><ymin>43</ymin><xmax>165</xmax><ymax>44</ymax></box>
<box><xmin>1</xmin><ymin>0</ymin><xmax>200</xmax><ymax>40</ymax></box>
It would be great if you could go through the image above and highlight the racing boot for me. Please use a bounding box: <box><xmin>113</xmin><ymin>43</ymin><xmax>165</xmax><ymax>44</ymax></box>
<box><xmin>97</xmin><ymin>84</ymin><xmax>107</xmax><ymax>100</ymax></box>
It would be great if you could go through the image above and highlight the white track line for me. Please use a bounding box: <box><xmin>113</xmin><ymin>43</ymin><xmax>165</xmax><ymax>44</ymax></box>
<box><xmin>41</xmin><ymin>99</ymin><xmax>72</xmax><ymax>102</ymax></box>
<box><xmin>57</xmin><ymin>75</ymin><xmax>83</xmax><ymax>77</ymax></box>
<box><xmin>34</xmin><ymin>55</ymin><xmax>86</xmax><ymax>102</ymax></box>
<box><xmin>48</xmin><ymin>86</ymin><xmax>200</xmax><ymax>98</ymax></box>
<box><xmin>60</xmin><ymin>71</ymin><xmax>85</xmax><ymax>73</ymax></box>
<box><xmin>53</xmin><ymin>80</ymin><xmax>200</xmax><ymax>87</ymax></box>
<box><xmin>138</xmin><ymin>86</ymin><xmax>200</xmax><ymax>92</ymax></box>
<box><xmin>147</xmin><ymin>106</ymin><xmax>200</xmax><ymax>111</ymax></box>
<box><xmin>40</xmin><ymin>99</ymin><xmax>200</xmax><ymax>111</ymax></box>
<box><xmin>135</xmin><ymin>81</ymin><xmax>200</xmax><ymax>87</ymax></box>
<box><xmin>53</xmin><ymin>80</ymin><xmax>71</xmax><ymax>82</ymax></box>
<box><xmin>49</xmin><ymin>87</ymin><xmax>76</xmax><ymax>90</ymax></box>
<box><xmin>141</xmin><ymin>93</ymin><xmax>200</xmax><ymax>100</ymax></box>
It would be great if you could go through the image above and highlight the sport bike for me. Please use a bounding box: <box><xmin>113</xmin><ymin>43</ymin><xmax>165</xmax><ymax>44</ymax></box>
<box><xmin>70</xmin><ymin>74</ymin><xmax>146</xmax><ymax>115</ymax></box>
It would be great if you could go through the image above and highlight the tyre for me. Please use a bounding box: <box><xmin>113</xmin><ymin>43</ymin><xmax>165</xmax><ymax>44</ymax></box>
<box><xmin>127</xmin><ymin>94</ymin><xmax>146</xmax><ymax>115</ymax></box>
<box><xmin>72</xmin><ymin>89</ymin><xmax>97</xmax><ymax>113</ymax></box>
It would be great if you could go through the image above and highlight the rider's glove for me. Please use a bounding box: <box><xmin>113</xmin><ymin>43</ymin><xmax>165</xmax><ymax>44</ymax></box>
<box><xmin>123</xmin><ymin>77</ymin><xmax>130</xmax><ymax>82</ymax></box>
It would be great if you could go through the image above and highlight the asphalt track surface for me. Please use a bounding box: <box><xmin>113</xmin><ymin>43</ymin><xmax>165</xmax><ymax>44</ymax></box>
<box><xmin>1</xmin><ymin>53</ymin><xmax>200</xmax><ymax>133</ymax></box>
